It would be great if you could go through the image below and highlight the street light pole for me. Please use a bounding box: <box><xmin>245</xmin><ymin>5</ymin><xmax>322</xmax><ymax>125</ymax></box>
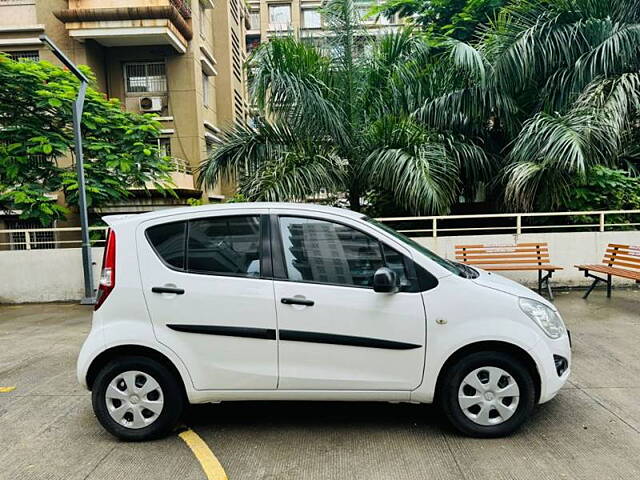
<box><xmin>39</xmin><ymin>34</ymin><xmax>96</xmax><ymax>305</ymax></box>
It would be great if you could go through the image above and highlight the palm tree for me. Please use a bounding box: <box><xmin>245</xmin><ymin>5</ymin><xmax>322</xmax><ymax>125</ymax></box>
<box><xmin>198</xmin><ymin>0</ymin><xmax>493</xmax><ymax>214</ymax></box>
<box><xmin>484</xmin><ymin>0</ymin><xmax>640</xmax><ymax>210</ymax></box>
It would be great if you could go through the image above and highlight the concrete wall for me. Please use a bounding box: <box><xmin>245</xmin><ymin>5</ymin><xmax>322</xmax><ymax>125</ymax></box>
<box><xmin>1</xmin><ymin>231</ymin><xmax>639</xmax><ymax>303</ymax></box>
<box><xmin>0</xmin><ymin>247</ymin><xmax>103</xmax><ymax>304</ymax></box>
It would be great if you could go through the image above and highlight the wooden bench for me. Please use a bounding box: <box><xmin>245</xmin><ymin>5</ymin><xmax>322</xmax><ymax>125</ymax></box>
<box><xmin>455</xmin><ymin>242</ymin><xmax>563</xmax><ymax>299</ymax></box>
<box><xmin>575</xmin><ymin>243</ymin><xmax>640</xmax><ymax>298</ymax></box>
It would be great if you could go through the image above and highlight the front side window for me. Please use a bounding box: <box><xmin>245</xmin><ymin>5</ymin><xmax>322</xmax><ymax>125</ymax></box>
<box><xmin>125</xmin><ymin>62</ymin><xmax>167</xmax><ymax>93</ymax></box>
<box><xmin>187</xmin><ymin>216</ymin><xmax>261</xmax><ymax>277</ymax></box>
<box><xmin>278</xmin><ymin>217</ymin><xmax>384</xmax><ymax>288</ymax></box>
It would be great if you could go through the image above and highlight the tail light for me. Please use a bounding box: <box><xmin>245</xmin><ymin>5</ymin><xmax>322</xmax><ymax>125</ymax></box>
<box><xmin>95</xmin><ymin>229</ymin><xmax>116</xmax><ymax>310</ymax></box>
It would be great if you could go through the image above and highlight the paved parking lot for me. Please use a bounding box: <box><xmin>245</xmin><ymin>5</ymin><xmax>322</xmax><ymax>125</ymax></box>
<box><xmin>1</xmin><ymin>289</ymin><xmax>640</xmax><ymax>480</ymax></box>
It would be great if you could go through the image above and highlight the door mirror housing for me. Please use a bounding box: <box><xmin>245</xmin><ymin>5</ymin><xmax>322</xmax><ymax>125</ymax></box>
<box><xmin>373</xmin><ymin>267</ymin><xmax>399</xmax><ymax>293</ymax></box>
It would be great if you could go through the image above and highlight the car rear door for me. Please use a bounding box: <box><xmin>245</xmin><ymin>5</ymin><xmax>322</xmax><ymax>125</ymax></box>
<box><xmin>138</xmin><ymin>209</ymin><xmax>278</xmax><ymax>390</ymax></box>
<box><xmin>271</xmin><ymin>211</ymin><xmax>427</xmax><ymax>391</ymax></box>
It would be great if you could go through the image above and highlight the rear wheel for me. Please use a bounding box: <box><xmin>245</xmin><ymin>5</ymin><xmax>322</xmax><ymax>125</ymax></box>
<box><xmin>440</xmin><ymin>351</ymin><xmax>536</xmax><ymax>438</ymax></box>
<box><xmin>92</xmin><ymin>356</ymin><xmax>184</xmax><ymax>441</ymax></box>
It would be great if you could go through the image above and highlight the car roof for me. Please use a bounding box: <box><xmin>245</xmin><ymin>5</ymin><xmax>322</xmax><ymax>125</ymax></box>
<box><xmin>102</xmin><ymin>202</ymin><xmax>365</xmax><ymax>226</ymax></box>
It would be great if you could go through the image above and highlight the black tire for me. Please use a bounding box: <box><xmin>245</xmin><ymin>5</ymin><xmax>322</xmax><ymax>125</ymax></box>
<box><xmin>439</xmin><ymin>351</ymin><xmax>536</xmax><ymax>438</ymax></box>
<box><xmin>92</xmin><ymin>356</ymin><xmax>184</xmax><ymax>441</ymax></box>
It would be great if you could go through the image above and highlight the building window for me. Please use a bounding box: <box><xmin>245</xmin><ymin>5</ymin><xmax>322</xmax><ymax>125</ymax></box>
<box><xmin>249</xmin><ymin>11</ymin><xmax>260</xmax><ymax>30</ymax></box>
<box><xmin>268</xmin><ymin>4</ymin><xmax>291</xmax><ymax>30</ymax></box>
<box><xmin>302</xmin><ymin>9</ymin><xmax>321</xmax><ymax>29</ymax></box>
<box><xmin>202</xmin><ymin>71</ymin><xmax>209</xmax><ymax>107</ymax></box>
<box><xmin>7</xmin><ymin>220</ymin><xmax>56</xmax><ymax>250</ymax></box>
<box><xmin>158</xmin><ymin>137</ymin><xmax>172</xmax><ymax>158</ymax></box>
<box><xmin>199</xmin><ymin>2</ymin><xmax>207</xmax><ymax>38</ymax></box>
<box><xmin>124</xmin><ymin>62</ymin><xmax>167</xmax><ymax>93</ymax></box>
<box><xmin>4</xmin><ymin>50</ymin><xmax>39</xmax><ymax>62</ymax></box>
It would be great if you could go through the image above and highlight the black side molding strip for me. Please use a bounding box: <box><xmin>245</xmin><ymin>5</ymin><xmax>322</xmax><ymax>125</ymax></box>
<box><xmin>279</xmin><ymin>330</ymin><xmax>421</xmax><ymax>350</ymax></box>
<box><xmin>166</xmin><ymin>325</ymin><xmax>421</xmax><ymax>350</ymax></box>
<box><xmin>167</xmin><ymin>324</ymin><xmax>276</xmax><ymax>340</ymax></box>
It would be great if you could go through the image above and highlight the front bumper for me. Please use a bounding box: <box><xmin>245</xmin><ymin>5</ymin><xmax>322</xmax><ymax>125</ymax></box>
<box><xmin>530</xmin><ymin>331</ymin><xmax>572</xmax><ymax>404</ymax></box>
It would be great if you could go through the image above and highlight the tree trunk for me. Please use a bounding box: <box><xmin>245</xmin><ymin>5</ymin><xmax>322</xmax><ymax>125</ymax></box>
<box><xmin>348</xmin><ymin>189</ymin><xmax>361</xmax><ymax>212</ymax></box>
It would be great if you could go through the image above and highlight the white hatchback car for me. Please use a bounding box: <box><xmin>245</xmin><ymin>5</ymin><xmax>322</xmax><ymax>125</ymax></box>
<box><xmin>79</xmin><ymin>203</ymin><xmax>570</xmax><ymax>441</ymax></box>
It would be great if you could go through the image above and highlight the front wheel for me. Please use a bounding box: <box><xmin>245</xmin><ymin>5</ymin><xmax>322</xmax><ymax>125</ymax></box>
<box><xmin>92</xmin><ymin>356</ymin><xmax>184</xmax><ymax>441</ymax></box>
<box><xmin>440</xmin><ymin>351</ymin><xmax>536</xmax><ymax>438</ymax></box>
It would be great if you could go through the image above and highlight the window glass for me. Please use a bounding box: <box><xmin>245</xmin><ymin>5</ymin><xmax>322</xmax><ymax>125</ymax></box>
<box><xmin>187</xmin><ymin>216</ymin><xmax>261</xmax><ymax>277</ymax></box>
<box><xmin>302</xmin><ymin>9</ymin><xmax>321</xmax><ymax>28</ymax></box>
<box><xmin>202</xmin><ymin>71</ymin><xmax>209</xmax><ymax>107</ymax></box>
<box><xmin>125</xmin><ymin>63</ymin><xmax>167</xmax><ymax>93</ymax></box>
<box><xmin>279</xmin><ymin>217</ymin><xmax>384</xmax><ymax>287</ymax></box>
<box><xmin>249</xmin><ymin>11</ymin><xmax>260</xmax><ymax>30</ymax></box>
<box><xmin>364</xmin><ymin>217</ymin><xmax>464</xmax><ymax>275</ymax></box>
<box><xmin>269</xmin><ymin>4</ymin><xmax>291</xmax><ymax>29</ymax></box>
<box><xmin>147</xmin><ymin>222</ymin><xmax>186</xmax><ymax>269</ymax></box>
<box><xmin>382</xmin><ymin>243</ymin><xmax>410</xmax><ymax>289</ymax></box>
<box><xmin>5</xmin><ymin>50</ymin><xmax>40</xmax><ymax>62</ymax></box>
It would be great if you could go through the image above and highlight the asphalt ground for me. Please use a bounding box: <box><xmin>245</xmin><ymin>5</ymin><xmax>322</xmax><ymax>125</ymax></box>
<box><xmin>1</xmin><ymin>288</ymin><xmax>639</xmax><ymax>480</ymax></box>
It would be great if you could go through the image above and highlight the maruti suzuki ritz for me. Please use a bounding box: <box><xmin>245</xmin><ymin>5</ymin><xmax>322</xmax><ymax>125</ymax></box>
<box><xmin>78</xmin><ymin>203</ymin><xmax>570</xmax><ymax>441</ymax></box>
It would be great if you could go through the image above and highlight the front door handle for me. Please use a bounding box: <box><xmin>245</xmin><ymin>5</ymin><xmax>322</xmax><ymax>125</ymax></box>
<box><xmin>281</xmin><ymin>297</ymin><xmax>314</xmax><ymax>306</ymax></box>
<box><xmin>152</xmin><ymin>286</ymin><xmax>185</xmax><ymax>295</ymax></box>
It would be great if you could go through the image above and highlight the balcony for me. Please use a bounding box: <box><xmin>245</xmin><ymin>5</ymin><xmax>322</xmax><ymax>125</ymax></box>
<box><xmin>53</xmin><ymin>0</ymin><xmax>193</xmax><ymax>54</ymax></box>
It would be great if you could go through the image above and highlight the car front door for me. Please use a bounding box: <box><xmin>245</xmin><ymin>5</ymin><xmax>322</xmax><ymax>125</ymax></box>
<box><xmin>272</xmin><ymin>212</ymin><xmax>427</xmax><ymax>391</ymax></box>
<box><xmin>138</xmin><ymin>210</ymin><xmax>278</xmax><ymax>390</ymax></box>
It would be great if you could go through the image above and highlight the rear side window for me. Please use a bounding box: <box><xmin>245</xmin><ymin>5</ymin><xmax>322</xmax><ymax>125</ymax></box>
<box><xmin>187</xmin><ymin>216</ymin><xmax>261</xmax><ymax>277</ymax></box>
<box><xmin>146</xmin><ymin>221</ymin><xmax>186</xmax><ymax>269</ymax></box>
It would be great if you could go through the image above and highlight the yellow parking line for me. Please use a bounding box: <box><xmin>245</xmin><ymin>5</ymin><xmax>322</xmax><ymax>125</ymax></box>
<box><xmin>179</xmin><ymin>429</ymin><xmax>228</xmax><ymax>480</ymax></box>
<box><xmin>0</xmin><ymin>386</ymin><xmax>16</xmax><ymax>393</ymax></box>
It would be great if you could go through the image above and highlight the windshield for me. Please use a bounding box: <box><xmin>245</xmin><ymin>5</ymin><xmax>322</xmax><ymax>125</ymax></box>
<box><xmin>364</xmin><ymin>217</ymin><xmax>477</xmax><ymax>278</ymax></box>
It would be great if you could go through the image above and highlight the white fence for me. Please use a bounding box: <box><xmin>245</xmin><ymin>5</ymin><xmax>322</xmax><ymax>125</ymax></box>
<box><xmin>1</xmin><ymin>210</ymin><xmax>639</xmax><ymax>303</ymax></box>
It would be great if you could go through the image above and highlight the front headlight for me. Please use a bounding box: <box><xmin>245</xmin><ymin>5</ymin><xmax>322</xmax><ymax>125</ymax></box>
<box><xmin>519</xmin><ymin>298</ymin><xmax>565</xmax><ymax>339</ymax></box>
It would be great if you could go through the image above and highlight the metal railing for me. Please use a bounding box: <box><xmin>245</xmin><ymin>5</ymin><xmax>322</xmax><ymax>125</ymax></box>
<box><xmin>171</xmin><ymin>157</ymin><xmax>193</xmax><ymax>175</ymax></box>
<box><xmin>0</xmin><ymin>226</ymin><xmax>108</xmax><ymax>250</ymax></box>
<box><xmin>377</xmin><ymin>210</ymin><xmax>640</xmax><ymax>237</ymax></box>
<box><xmin>1</xmin><ymin>210</ymin><xmax>639</xmax><ymax>250</ymax></box>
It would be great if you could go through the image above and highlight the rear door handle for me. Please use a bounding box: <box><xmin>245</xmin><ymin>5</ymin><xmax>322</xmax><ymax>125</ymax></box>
<box><xmin>152</xmin><ymin>286</ymin><xmax>185</xmax><ymax>295</ymax></box>
<box><xmin>281</xmin><ymin>297</ymin><xmax>314</xmax><ymax>306</ymax></box>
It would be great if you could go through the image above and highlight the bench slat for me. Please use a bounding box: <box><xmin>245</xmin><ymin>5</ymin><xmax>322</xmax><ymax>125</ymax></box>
<box><xmin>455</xmin><ymin>248</ymin><xmax>549</xmax><ymax>255</ymax></box>
<box><xmin>603</xmin><ymin>253</ymin><xmax>640</xmax><ymax>265</ymax></box>
<box><xmin>461</xmin><ymin>259</ymin><xmax>553</xmax><ymax>265</ymax></box>
<box><xmin>471</xmin><ymin>265</ymin><xmax>562</xmax><ymax>271</ymax></box>
<box><xmin>576</xmin><ymin>264</ymin><xmax>640</xmax><ymax>281</ymax></box>
<box><xmin>455</xmin><ymin>253</ymin><xmax>550</xmax><ymax>261</ymax></box>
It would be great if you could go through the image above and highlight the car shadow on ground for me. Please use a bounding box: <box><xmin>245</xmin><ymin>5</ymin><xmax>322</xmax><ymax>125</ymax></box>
<box><xmin>183</xmin><ymin>401</ymin><xmax>450</xmax><ymax>432</ymax></box>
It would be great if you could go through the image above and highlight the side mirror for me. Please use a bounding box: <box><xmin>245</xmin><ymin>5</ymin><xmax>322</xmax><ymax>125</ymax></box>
<box><xmin>373</xmin><ymin>267</ymin><xmax>399</xmax><ymax>293</ymax></box>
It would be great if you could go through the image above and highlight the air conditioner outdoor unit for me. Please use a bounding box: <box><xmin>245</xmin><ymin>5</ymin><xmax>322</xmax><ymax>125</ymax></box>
<box><xmin>139</xmin><ymin>96</ymin><xmax>163</xmax><ymax>112</ymax></box>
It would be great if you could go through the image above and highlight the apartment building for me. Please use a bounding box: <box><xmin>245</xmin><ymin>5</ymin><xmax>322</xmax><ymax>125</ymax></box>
<box><xmin>245</xmin><ymin>0</ymin><xmax>401</xmax><ymax>53</ymax></box>
<box><xmin>0</xmin><ymin>0</ymin><xmax>249</xmax><ymax>248</ymax></box>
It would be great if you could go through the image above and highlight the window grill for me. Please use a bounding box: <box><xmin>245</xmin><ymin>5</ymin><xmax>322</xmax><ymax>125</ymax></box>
<box><xmin>4</xmin><ymin>50</ymin><xmax>39</xmax><ymax>62</ymax></box>
<box><xmin>124</xmin><ymin>62</ymin><xmax>167</xmax><ymax>93</ymax></box>
<box><xmin>7</xmin><ymin>220</ymin><xmax>56</xmax><ymax>250</ymax></box>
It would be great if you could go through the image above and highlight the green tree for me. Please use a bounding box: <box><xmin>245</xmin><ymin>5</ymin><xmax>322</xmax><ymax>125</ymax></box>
<box><xmin>484</xmin><ymin>0</ymin><xmax>640</xmax><ymax>210</ymax></box>
<box><xmin>0</xmin><ymin>55</ymin><xmax>174</xmax><ymax>225</ymax></box>
<box><xmin>199</xmin><ymin>0</ymin><xmax>494</xmax><ymax>214</ymax></box>
<box><xmin>372</xmin><ymin>0</ymin><xmax>511</xmax><ymax>41</ymax></box>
